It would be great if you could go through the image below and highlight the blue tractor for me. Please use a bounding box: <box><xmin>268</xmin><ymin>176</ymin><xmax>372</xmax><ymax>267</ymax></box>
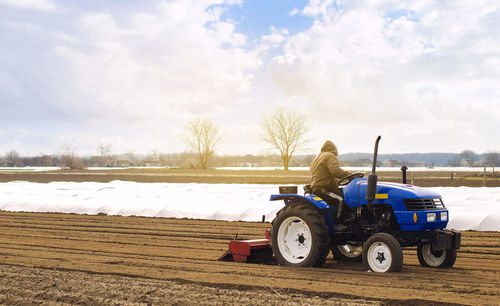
<box><xmin>269</xmin><ymin>136</ymin><xmax>461</xmax><ymax>272</ymax></box>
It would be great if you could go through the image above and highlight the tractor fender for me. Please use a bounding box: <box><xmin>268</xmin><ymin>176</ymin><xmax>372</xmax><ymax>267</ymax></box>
<box><xmin>269</xmin><ymin>194</ymin><xmax>335</xmax><ymax>234</ymax></box>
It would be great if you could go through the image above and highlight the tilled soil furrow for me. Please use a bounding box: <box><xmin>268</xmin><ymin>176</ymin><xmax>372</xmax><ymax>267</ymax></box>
<box><xmin>0</xmin><ymin>216</ymin><xmax>270</xmax><ymax>232</ymax></box>
<box><xmin>4</xmin><ymin>224</ymin><xmax>498</xmax><ymax>258</ymax></box>
<box><xmin>1</xmin><ymin>241</ymin><xmax>497</xmax><ymax>297</ymax></box>
<box><xmin>0</xmin><ymin>233</ymin><xmax>229</xmax><ymax>252</ymax></box>
<box><xmin>0</xmin><ymin>264</ymin><xmax>381</xmax><ymax>306</ymax></box>
<box><xmin>0</xmin><ymin>224</ymin><xmax>247</xmax><ymax>241</ymax></box>
<box><xmin>0</xmin><ymin>219</ymin><xmax>266</xmax><ymax>234</ymax></box>
<box><xmin>0</xmin><ymin>237</ymin><xmax>491</xmax><ymax>282</ymax></box>
<box><xmin>457</xmin><ymin>248</ymin><xmax>500</xmax><ymax>256</ymax></box>
<box><xmin>2</xmin><ymin>253</ymin><xmax>496</xmax><ymax>303</ymax></box>
<box><xmin>0</xmin><ymin>224</ymin><xmax>262</xmax><ymax>240</ymax></box>
<box><xmin>0</xmin><ymin>242</ymin><xmax>225</xmax><ymax>261</ymax></box>
<box><xmin>0</xmin><ymin>212</ymin><xmax>272</xmax><ymax>232</ymax></box>
<box><xmin>3</xmin><ymin>212</ymin><xmax>498</xmax><ymax>239</ymax></box>
<box><xmin>401</xmin><ymin>254</ymin><xmax>500</xmax><ymax>272</ymax></box>
<box><xmin>0</xmin><ymin>212</ymin><xmax>499</xmax><ymax>305</ymax></box>
<box><xmin>0</xmin><ymin>240</ymin><xmax>222</xmax><ymax>262</ymax></box>
<box><xmin>0</xmin><ymin>245</ymin><xmax>289</xmax><ymax>278</ymax></box>
<box><xmin>2</xmin><ymin>236</ymin><xmax>498</xmax><ymax>279</ymax></box>
<box><xmin>4</xmin><ymin>241</ymin><xmax>500</xmax><ymax>274</ymax></box>
<box><xmin>3</xmin><ymin>230</ymin><xmax>498</xmax><ymax>273</ymax></box>
<box><xmin>2</xmin><ymin>235</ymin><xmax>500</xmax><ymax>277</ymax></box>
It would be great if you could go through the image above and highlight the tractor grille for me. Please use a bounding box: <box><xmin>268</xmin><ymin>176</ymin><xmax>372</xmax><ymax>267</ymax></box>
<box><xmin>403</xmin><ymin>198</ymin><xmax>445</xmax><ymax>211</ymax></box>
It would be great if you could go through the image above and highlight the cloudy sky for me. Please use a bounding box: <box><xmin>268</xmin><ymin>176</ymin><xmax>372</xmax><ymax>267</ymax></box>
<box><xmin>1</xmin><ymin>0</ymin><xmax>499</xmax><ymax>156</ymax></box>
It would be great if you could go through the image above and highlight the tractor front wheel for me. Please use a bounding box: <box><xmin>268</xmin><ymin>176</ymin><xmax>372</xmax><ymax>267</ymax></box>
<box><xmin>417</xmin><ymin>244</ymin><xmax>457</xmax><ymax>268</ymax></box>
<box><xmin>362</xmin><ymin>233</ymin><xmax>403</xmax><ymax>272</ymax></box>
<box><xmin>271</xmin><ymin>204</ymin><xmax>330</xmax><ymax>267</ymax></box>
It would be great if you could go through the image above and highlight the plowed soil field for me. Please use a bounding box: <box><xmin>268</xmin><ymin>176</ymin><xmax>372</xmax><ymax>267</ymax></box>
<box><xmin>1</xmin><ymin>168</ymin><xmax>499</xmax><ymax>186</ymax></box>
<box><xmin>0</xmin><ymin>211</ymin><xmax>498</xmax><ymax>305</ymax></box>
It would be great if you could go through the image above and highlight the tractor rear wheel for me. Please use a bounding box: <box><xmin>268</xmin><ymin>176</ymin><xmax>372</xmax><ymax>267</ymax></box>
<box><xmin>362</xmin><ymin>233</ymin><xmax>403</xmax><ymax>272</ymax></box>
<box><xmin>271</xmin><ymin>204</ymin><xmax>330</xmax><ymax>267</ymax></box>
<box><xmin>417</xmin><ymin>244</ymin><xmax>457</xmax><ymax>268</ymax></box>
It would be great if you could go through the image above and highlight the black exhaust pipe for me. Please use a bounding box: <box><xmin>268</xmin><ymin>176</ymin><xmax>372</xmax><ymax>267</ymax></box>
<box><xmin>401</xmin><ymin>165</ymin><xmax>408</xmax><ymax>184</ymax></box>
<box><xmin>366</xmin><ymin>136</ymin><xmax>381</xmax><ymax>206</ymax></box>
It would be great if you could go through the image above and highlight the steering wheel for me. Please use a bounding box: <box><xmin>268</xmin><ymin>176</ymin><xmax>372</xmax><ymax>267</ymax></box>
<box><xmin>338</xmin><ymin>172</ymin><xmax>364</xmax><ymax>186</ymax></box>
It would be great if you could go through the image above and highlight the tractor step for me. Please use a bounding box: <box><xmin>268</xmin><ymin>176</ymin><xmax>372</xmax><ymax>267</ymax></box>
<box><xmin>218</xmin><ymin>230</ymin><xmax>274</xmax><ymax>264</ymax></box>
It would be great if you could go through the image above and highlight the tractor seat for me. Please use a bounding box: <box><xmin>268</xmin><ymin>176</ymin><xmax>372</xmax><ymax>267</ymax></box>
<box><xmin>304</xmin><ymin>184</ymin><xmax>344</xmax><ymax>199</ymax></box>
<box><xmin>303</xmin><ymin>184</ymin><xmax>312</xmax><ymax>195</ymax></box>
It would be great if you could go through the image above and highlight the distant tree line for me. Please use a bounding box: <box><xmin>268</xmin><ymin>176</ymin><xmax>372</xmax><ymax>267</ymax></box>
<box><xmin>0</xmin><ymin>149</ymin><xmax>312</xmax><ymax>169</ymax></box>
<box><xmin>2</xmin><ymin>149</ymin><xmax>499</xmax><ymax>171</ymax></box>
<box><xmin>340</xmin><ymin>151</ymin><xmax>500</xmax><ymax>174</ymax></box>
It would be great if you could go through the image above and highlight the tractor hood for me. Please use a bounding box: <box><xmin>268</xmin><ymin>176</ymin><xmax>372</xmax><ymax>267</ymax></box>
<box><xmin>343</xmin><ymin>178</ymin><xmax>448</xmax><ymax>231</ymax></box>
<box><xmin>343</xmin><ymin>178</ymin><xmax>441</xmax><ymax>207</ymax></box>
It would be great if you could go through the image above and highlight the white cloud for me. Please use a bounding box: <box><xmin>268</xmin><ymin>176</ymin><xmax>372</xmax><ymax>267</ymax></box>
<box><xmin>301</xmin><ymin>0</ymin><xmax>335</xmax><ymax>18</ymax></box>
<box><xmin>0</xmin><ymin>0</ymin><xmax>269</xmax><ymax>154</ymax></box>
<box><xmin>262</xmin><ymin>27</ymin><xmax>288</xmax><ymax>45</ymax></box>
<box><xmin>50</xmin><ymin>1</ymin><xmax>264</xmax><ymax>124</ymax></box>
<box><xmin>0</xmin><ymin>0</ymin><xmax>56</xmax><ymax>10</ymax></box>
<box><xmin>269</xmin><ymin>0</ymin><xmax>500</xmax><ymax>152</ymax></box>
<box><xmin>288</xmin><ymin>8</ymin><xmax>300</xmax><ymax>17</ymax></box>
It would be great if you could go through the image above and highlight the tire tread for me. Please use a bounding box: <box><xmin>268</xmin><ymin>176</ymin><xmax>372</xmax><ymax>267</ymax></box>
<box><xmin>271</xmin><ymin>203</ymin><xmax>330</xmax><ymax>267</ymax></box>
<box><xmin>417</xmin><ymin>245</ymin><xmax>457</xmax><ymax>268</ymax></box>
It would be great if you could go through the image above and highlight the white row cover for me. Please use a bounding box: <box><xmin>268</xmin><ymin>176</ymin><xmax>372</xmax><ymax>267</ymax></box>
<box><xmin>0</xmin><ymin>181</ymin><xmax>498</xmax><ymax>231</ymax></box>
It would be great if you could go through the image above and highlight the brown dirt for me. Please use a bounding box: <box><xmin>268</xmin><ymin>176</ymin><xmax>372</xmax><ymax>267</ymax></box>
<box><xmin>1</xmin><ymin>211</ymin><xmax>498</xmax><ymax>305</ymax></box>
<box><xmin>1</xmin><ymin>168</ymin><xmax>500</xmax><ymax>186</ymax></box>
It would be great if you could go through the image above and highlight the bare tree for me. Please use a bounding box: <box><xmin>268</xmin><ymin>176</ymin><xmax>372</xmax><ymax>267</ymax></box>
<box><xmin>3</xmin><ymin>150</ymin><xmax>23</xmax><ymax>167</ymax></box>
<box><xmin>146</xmin><ymin>149</ymin><xmax>161</xmax><ymax>166</ymax></box>
<box><xmin>59</xmin><ymin>143</ymin><xmax>84</xmax><ymax>169</ymax></box>
<box><xmin>125</xmin><ymin>151</ymin><xmax>136</xmax><ymax>165</ymax></box>
<box><xmin>98</xmin><ymin>143</ymin><xmax>113</xmax><ymax>167</ymax></box>
<box><xmin>459</xmin><ymin>150</ymin><xmax>477</xmax><ymax>166</ymax></box>
<box><xmin>183</xmin><ymin>117</ymin><xmax>222</xmax><ymax>169</ymax></box>
<box><xmin>261</xmin><ymin>107</ymin><xmax>310</xmax><ymax>170</ymax></box>
<box><xmin>485</xmin><ymin>151</ymin><xmax>500</xmax><ymax>174</ymax></box>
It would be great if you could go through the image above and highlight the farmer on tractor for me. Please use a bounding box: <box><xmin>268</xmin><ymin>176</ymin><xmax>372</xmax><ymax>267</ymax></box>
<box><xmin>310</xmin><ymin>140</ymin><xmax>350</xmax><ymax>218</ymax></box>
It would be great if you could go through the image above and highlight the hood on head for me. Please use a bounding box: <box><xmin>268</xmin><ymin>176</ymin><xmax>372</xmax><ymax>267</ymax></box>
<box><xmin>321</xmin><ymin>140</ymin><xmax>338</xmax><ymax>155</ymax></box>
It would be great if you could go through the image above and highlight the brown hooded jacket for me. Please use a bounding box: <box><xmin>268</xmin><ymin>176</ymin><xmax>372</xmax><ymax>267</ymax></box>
<box><xmin>310</xmin><ymin>141</ymin><xmax>350</xmax><ymax>192</ymax></box>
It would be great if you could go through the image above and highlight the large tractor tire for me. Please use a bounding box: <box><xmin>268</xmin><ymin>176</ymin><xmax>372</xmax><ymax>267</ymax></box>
<box><xmin>271</xmin><ymin>204</ymin><xmax>330</xmax><ymax>267</ymax></box>
<box><xmin>362</xmin><ymin>233</ymin><xmax>403</xmax><ymax>273</ymax></box>
<box><xmin>417</xmin><ymin>244</ymin><xmax>457</xmax><ymax>268</ymax></box>
<box><xmin>332</xmin><ymin>244</ymin><xmax>363</xmax><ymax>262</ymax></box>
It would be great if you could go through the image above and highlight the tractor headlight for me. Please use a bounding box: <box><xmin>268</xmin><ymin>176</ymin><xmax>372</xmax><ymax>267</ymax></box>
<box><xmin>441</xmin><ymin>212</ymin><xmax>448</xmax><ymax>221</ymax></box>
<box><xmin>427</xmin><ymin>213</ymin><xmax>436</xmax><ymax>222</ymax></box>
